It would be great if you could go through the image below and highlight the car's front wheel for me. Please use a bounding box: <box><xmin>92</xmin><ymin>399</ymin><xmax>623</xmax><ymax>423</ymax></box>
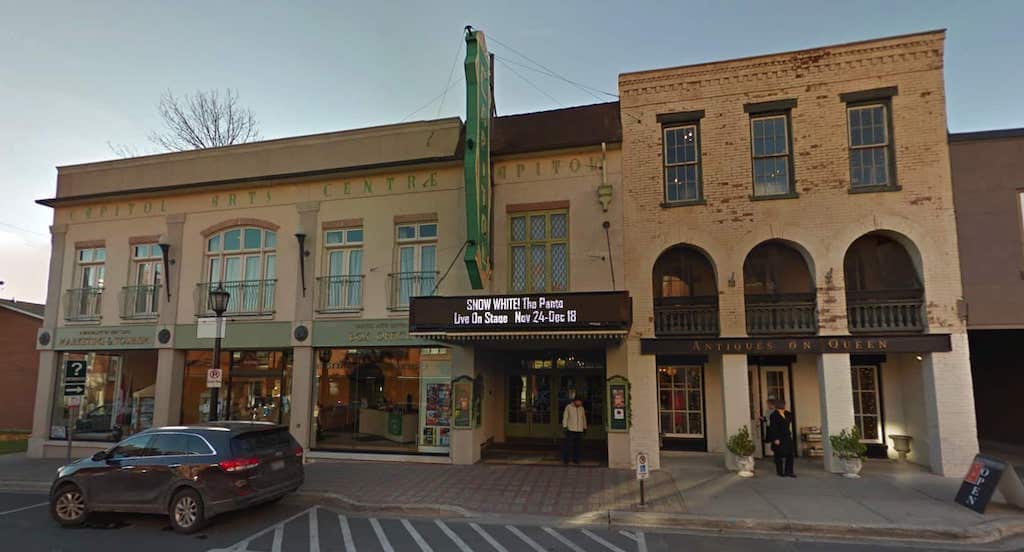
<box><xmin>51</xmin><ymin>483</ymin><xmax>87</xmax><ymax>527</ymax></box>
<box><xmin>169</xmin><ymin>488</ymin><xmax>206</xmax><ymax>534</ymax></box>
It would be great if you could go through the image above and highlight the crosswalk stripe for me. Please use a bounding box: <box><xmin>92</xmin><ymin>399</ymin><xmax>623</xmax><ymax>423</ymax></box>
<box><xmin>470</xmin><ymin>523</ymin><xmax>509</xmax><ymax>552</ymax></box>
<box><xmin>309</xmin><ymin>508</ymin><xmax>320</xmax><ymax>552</ymax></box>
<box><xmin>211</xmin><ymin>506</ymin><xmax>317</xmax><ymax>552</ymax></box>
<box><xmin>435</xmin><ymin>520</ymin><xmax>474</xmax><ymax>552</ymax></box>
<box><xmin>338</xmin><ymin>514</ymin><xmax>356</xmax><ymax>552</ymax></box>
<box><xmin>542</xmin><ymin>527</ymin><xmax>587</xmax><ymax>552</ymax></box>
<box><xmin>370</xmin><ymin>518</ymin><xmax>395</xmax><ymax>552</ymax></box>
<box><xmin>619</xmin><ymin>530</ymin><xmax>638</xmax><ymax>542</ymax></box>
<box><xmin>271</xmin><ymin>525</ymin><xmax>283</xmax><ymax>552</ymax></box>
<box><xmin>581</xmin><ymin>528</ymin><xmax>628</xmax><ymax>552</ymax></box>
<box><xmin>505</xmin><ymin>525</ymin><xmax>547</xmax><ymax>552</ymax></box>
<box><xmin>402</xmin><ymin>518</ymin><xmax>434</xmax><ymax>552</ymax></box>
<box><xmin>638</xmin><ymin>530</ymin><xmax>648</xmax><ymax>552</ymax></box>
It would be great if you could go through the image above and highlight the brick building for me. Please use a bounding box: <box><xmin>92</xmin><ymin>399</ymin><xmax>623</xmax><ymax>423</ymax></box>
<box><xmin>0</xmin><ymin>299</ymin><xmax>44</xmax><ymax>430</ymax></box>
<box><xmin>950</xmin><ymin>128</ymin><xmax>1024</xmax><ymax>448</ymax></box>
<box><xmin>618</xmin><ymin>29</ymin><xmax>977</xmax><ymax>476</ymax></box>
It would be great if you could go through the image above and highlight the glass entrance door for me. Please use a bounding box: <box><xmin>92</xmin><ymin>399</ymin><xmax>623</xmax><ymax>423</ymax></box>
<box><xmin>748</xmin><ymin>364</ymin><xmax>791</xmax><ymax>457</ymax></box>
<box><xmin>226</xmin><ymin>374</ymin><xmax>284</xmax><ymax>423</ymax></box>
<box><xmin>506</xmin><ymin>374</ymin><xmax>553</xmax><ymax>439</ymax></box>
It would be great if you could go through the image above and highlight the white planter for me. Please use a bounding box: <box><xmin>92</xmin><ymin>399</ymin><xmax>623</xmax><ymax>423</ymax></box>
<box><xmin>736</xmin><ymin>455</ymin><xmax>755</xmax><ymax>478</ymax></box>
<box><xmin>839</xmin><ymin>456</ymin><xmax>863</xmax><ymax>478</ymax></box>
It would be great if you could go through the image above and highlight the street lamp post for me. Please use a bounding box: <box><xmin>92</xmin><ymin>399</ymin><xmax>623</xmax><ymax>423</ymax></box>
<box><xmin>208</xmin><ymin>286</ymin><xmax>230</xmax><ymax>422</ymax></box>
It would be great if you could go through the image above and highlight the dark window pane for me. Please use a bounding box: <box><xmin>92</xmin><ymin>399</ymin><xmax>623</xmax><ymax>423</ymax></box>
<box><xmin>186</xmin><ymin>435</ymin><xmax>213</xmax><ymax>455</ymax></box>
<box><xmin>659</xmin><ymin>390</ymin><xmax>672</xmax><ymax>410</ymax></box>
<box><xmin>660</xmin><ymin>413</ymin><xmax>673</xmax><ymax>434</ymax></box>
<box><xmin>151</xmin><ymin>433</ymin><xmax>190</xmax><ymax>456</ymax></box>
<box><xmin>688</xmin><ymin>413</ymin><xmax>703</xmax><ymax>435</ymax></box>
<box><xmin>244</xmin><ymin>228</ymin><xmax>261</xmax><ymax>249</ymax></box>
<box><xmin>862</xmin><ymin>416</ymin><xmax>879</xmax><ymax>440</ymax></box>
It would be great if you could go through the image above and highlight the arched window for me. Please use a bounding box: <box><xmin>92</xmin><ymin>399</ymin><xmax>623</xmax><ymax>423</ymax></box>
<box><xmin>652</xmin><ymin>245</ymin><xmax>719</xmax><ymax>336</ymax></box>
<box><xmin>204</xmin><ymin>227</ymin><xmax>277</xmax><ymax>314</ymax></box>
<box><xmin>844</xmin><ymin>232</ymin><xmax>924</xmax><ymax>332</ymax></box>
<box><xmin>743</xmin><ymin>240</ymin><xmax>816</xmax><ymax>334</ymax></box>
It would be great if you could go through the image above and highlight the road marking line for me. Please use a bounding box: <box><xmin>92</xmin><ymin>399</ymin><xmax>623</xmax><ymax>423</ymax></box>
<box><xmin>369</xmin><ymin>518</ymin><xmax>395</xmax><ymax>552</ymax></box>
<box><xmin>338</xmin><ymin>514</ymin><xmax>357</xmax><ymax>552</ymax></box>
<box><xmin>402</xmin><ymin>518</ymin><xmax>434</xmax><ymax>552</ymax></box>
<box><xmin>506</xmin><ymin>525</ymin><xmax>547</xmax><ymax>552</ymax></box>
<box><xmin>542</xmin><ymin>527</ymin><xmax>586</xmax><ymax>552</ymax></box>
<box><xmin>0</xmin><ymin>502</ymin><xmax>47</xmax><ymax>516</ymax></box>
<box><xmin>470</xmin><ymin>523</ymin><xmax>508</xmax><ymax>552</ymax></box>
<box><xmin>210</xmin><ymin>506</ymin><xmax>317</xmax><ymax>552</ymax></box>
<box><xmin>618</xmin><ymin>530</ymin><xmax>638</xmax><ymax>542</ymax></box>
<box><xmin>271</xmin><ymin>525</ymin><xmax>283</xmax><ymax>552</ymax></box>
<box><xmin>581</xmin><ymin>528</ymin><xmax>628</xmax><ymax>552</ymax></box>
<box><xmin>638</xmin><ymin>531</ymin><xmax>648</xmax><ymax>552</ymax></box>
<box><xmin>309</xmin><ymin>507</ymin><xmax>320</xmax><ymax>552</ymax></box>
<box><xmin>435</xmin><ymin>520</ymin><xmax>474</xmax><ymax>552</ymax></box>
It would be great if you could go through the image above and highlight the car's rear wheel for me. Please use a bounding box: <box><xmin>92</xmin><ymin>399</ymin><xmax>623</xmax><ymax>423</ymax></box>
<box><xmin>51</xmin><ymin>483</ymin><xmax>87</xmax><ymax>527</ymax></box>
<box><xmin>169</xmin><ymin>488</ymin><xmax>206</xmax><ymax>534</ymax></box>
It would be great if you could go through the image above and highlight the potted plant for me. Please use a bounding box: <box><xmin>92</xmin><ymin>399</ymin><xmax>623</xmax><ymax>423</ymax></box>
<box><xmin>830</xmin><ymin>426</ymin><xmax>868</xmax><ymax>478</ymax></box>
<box><xmin>727</xmin><ymin>425</ymin><xmax>757</xmax><ymax>478</ymax></box>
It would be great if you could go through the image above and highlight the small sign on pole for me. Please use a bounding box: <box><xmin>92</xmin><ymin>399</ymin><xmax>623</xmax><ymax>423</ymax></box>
<box><xmin>197</xmin><ymin>317</ymin><xmax>226</xmax><ymax>339</ymax></box>
<box><xmin>206</xmin><ymin>368</ymin><xmax>223</xmax><ymax>388</ymax></box>
<box><xmin>636</xmin><ymin>451</ymin><xmax>650</xmax><ymax>507</ymax></box>
<box><xmin>64</xmin><ymin>360</ymin><xmax>86</xmax><ymax>383</ymax></box>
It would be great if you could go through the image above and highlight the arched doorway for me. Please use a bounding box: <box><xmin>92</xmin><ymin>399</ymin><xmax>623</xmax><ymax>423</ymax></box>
<box><xmin>743</xmin><ymin>240</ymin><xmax>817</xmax><ymax>334</ymax></box>
<box><xmin>844</xmin><ymin>232</ymin><xmax>925</xmax><ymax>332</ymax></box>
<box><xmin>652</xmin><ymin>245</ymin><xmax>719</xmax><ymax>336</ymax></box>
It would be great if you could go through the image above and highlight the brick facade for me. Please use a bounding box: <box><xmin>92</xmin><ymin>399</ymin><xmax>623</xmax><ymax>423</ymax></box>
<box><xmin>0</xmin><ymin>305</ymin><xmax>42</xmax><ymax>430</ymax></box>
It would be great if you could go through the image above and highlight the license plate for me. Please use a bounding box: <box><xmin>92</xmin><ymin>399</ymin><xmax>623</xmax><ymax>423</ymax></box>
<box><xmin>271</xmin><ymin>460</ymin><xmax>285</xmax><ymax>471</ymax></box>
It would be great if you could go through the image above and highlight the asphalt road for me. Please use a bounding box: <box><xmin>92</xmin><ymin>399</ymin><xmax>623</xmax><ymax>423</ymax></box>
<box><xmin>1</xmin><ymin>491</ymin><xmax>1021</xmax><ymax>552</ymax></box>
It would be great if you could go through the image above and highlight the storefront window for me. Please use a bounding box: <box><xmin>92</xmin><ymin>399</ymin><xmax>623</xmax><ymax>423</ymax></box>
<box><xmin>312</xmin><ymin>347</ymin><xmax>451</xmax><ymax>454</ymax></box>
<box><xmin>657</xmin><ymin>365</ymin><xmax>703</xmax><ymax>438</ymax></box>
<box><xmin>50</xmin><ymin>351</ymin><xmax>158</xmax><ymax>441</ymax></box>
<box><xmin>181</xmin><ymin>350</ymin><xmax>291</xmax><ymax>425</ymax></box>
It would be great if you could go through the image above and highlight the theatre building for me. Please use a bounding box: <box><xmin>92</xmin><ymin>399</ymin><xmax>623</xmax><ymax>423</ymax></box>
<box><xmin>617</xmin><ymin>29</ymin><xmax>978</xmax><ymax>476</ymax></box>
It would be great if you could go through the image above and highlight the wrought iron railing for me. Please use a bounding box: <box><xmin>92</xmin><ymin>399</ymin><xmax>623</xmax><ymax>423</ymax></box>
<box><xmin>745</xmin><ymin>293</ymin><xmax>818</xmax><ymax>335</ymax></box>
<box><xmin>386</xmin><ymin>271</ymin><xmax>439</xmax><ymax>310</ymax></box>
<box><xmin>316</xmin><ymin>275</ymin><xmax>364</xmax><ymax>313</ymax></box>
<box><xmin>119</xmin><ymin>285</ymin><xmax>161</xmax><ymax>319</ymax></box>
<box><xmin>195</xmin><ymin>280</ymin><xmax>276</xmax><ymax>316</ymax></box>
<box><xmin>654</xmin><ymin>296</ymin><xmax>720</xmax><ymax>336</ymax></box>
<box><xmin>64</xmin><ymin>287</ymin><xmax>103</xmax><ymax>321</ymax></box>
<box><xmin>847</xmin><ymin>290</ymin><xmax>925</xmax><ymax>333</ymax></box>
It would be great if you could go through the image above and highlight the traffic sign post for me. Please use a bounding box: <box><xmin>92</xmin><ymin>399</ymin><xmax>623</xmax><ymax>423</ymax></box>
<box><xmin>207</xmin><ymin>368</ymin><xmax>223</xmax><ymax>388</ymax></box>
<box><xmin>636</xmin><ymin>451</ymin><xmax>650</xmax><ymax>506</ymax></box>
<box><xmin>63</xmin><ymin>360</ymin><xmax>87</xmax><ymax>464</ymax></box>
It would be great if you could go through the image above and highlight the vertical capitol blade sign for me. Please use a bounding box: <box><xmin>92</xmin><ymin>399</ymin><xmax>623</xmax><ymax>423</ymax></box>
<box><xmin>463</xmin><ymin>28</ymin><xmax>492</xmax><ymax>289</ymax></box>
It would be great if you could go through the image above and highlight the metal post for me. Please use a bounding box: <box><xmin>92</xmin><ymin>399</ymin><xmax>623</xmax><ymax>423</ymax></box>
<box><xmin>65</xmin><ymin>408</ymin><xmax>71</xmax><ymax>465</ymax></box>
<box><xmin>640</xmin><ymin>479</ymin><xmax>645</xmax><ymax>507</ymax></box>
<box><xmin>209</xmin><ymin>316</ymin><xmax>222</xmax><ymax>422</ymax></box>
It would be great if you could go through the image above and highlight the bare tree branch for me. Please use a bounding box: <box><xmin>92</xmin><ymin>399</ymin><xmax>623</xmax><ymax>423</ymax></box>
<box><xmin>148</xmin><ymin>88</ymin><xmax>260</xmax><ymax>151</ymax></box>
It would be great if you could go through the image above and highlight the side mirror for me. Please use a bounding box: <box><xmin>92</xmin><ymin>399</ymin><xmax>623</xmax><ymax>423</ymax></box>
<box><xmin>91</xmin><ymin>450</ymin><xmax>110</xmax><ymax>462</ymax></box>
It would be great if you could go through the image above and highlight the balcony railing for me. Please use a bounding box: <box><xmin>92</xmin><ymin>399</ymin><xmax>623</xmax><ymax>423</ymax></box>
<box><xmin>847</xmin><ymin>290</ymin><xmax>926</xmax><ymax>333</ymax></box>
<box><xmin>387</xmin><ymin>271</ymin><xmax>439</xmax><ymax>310</ymax></box>
<box><xmin>195</xmin><ymin>280</ymin><xmax>276</xmax><ymax>316</ymax></box>
<box><xmin>746</xmin><ymin>293</ymin><xmax>818</xmax><ymax>335</ymax></box>
<box><xmin>119</xmin><ymin>285</ymin><xmax>161</xmax><ymax>320</ymax></box>
<box><xmin>64</xmin><ymin>287</ymin><xmax>103</xmax><ymax>322</ymax></box>
<box><xmin>316</xmin><ymin>275</ymin><xmax>364</xmax><ymax>313</ymax></box>
<box><xmin>654</xmin><ymin>296</ymin><xmax>720</xmax><ymax>336</ymax></box>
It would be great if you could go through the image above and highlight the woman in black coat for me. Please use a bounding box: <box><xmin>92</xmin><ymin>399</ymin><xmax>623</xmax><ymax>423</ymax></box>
<box><xmin>766</xmin><ymin>399</ymin><xmax>796</xmax><ymax>477</ymax></box>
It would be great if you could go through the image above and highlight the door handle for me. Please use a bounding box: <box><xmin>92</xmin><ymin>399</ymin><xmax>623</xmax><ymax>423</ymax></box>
<box><xmin>168</xmin><ymin>464</ymin><xmax>182</xmax><ymax>469</ymax></box>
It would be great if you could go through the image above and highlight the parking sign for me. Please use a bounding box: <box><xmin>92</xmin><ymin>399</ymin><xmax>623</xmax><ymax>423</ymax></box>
<box><xmin>207</xmin><ymin>368</ymin><xmax>223</xmax><ymax>388</ymax></box>
<box><xmin>636</xmin><ymin>452</ymin><xmax>650</xmax><ymax>480</ymax></box>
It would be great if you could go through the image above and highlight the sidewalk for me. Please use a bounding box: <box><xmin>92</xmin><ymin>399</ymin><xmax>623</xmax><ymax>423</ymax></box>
<box><xmin>2</xmin><ymin>451</ymin><xmax>1023</xmax><ymax>543</ymax></box>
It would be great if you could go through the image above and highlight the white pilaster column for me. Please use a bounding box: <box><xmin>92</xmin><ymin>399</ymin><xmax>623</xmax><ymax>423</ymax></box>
<box><xmin>449</xmin><ymin>344</ymin><xmax>478</xmax><ymax>465</ymax></box>
<box><xmin>721</xmin><ymin>354</ymin><xmax>750</xmax><ymax>470</ymax></box>
<box><xmin>818</xmin><ymin>353</ymin><xmax>855</xmax><ymax>473</ymax></box>
<box><xmin>152</xmin><ymin>349</ymin><xmax>185</xmax><ymax>426</ymax></box>
<box><xmin>290</xmin><ymin>346</ymin><xmax>314</xmax><ymax>451</ymax></box>
<box><xmin>28</xmin><ymin>351</ymin><xmax>59</xmax><ymax>458</ymax></box>
<box><xmin>628</xmin><ymin>339</ymin><xmax>660</xmax><ymax>470</ymax></box>
<box><xmin>921</xmin><ymin>333</ymin><xmax>978</xmax><ymax>476</ymax></box>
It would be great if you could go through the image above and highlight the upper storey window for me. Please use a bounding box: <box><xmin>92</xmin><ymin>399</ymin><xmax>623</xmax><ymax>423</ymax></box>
<box><xmin>663</xmin><ymin>125</ymin><xmax>702</xmax><ymax>203</ymax></box>
<box><xmin>203</xmin><ymin>227</ymin><xmax>277</xmax><ymax>315</ymax></box>
<box><xmin>750</xmin><ymin>114</ymin><xmax>793</xmax><ymax>197</ymax></box>
<box><xmin>841</xmin><ymin>87</ymin><xmax>899</xmax><ymax>192</ymax></box>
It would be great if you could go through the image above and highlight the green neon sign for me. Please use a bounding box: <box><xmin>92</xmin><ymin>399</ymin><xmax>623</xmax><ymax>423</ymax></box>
<box><xmin>463</xmin><ymin>28</ymin><xmax>492</xmax><ymax>289</ymax></box>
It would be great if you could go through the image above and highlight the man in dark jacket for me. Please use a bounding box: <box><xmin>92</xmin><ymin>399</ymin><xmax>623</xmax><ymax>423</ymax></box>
<box><xmin>766</xmin><ymin>399</ymin><xmax>796</xmax><ymax>477</ymax></box>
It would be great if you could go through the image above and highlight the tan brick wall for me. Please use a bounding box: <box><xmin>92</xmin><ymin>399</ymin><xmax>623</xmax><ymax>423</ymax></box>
<box><xmin>617</xmin><ymin>31</ymin><xmax>964</xmax><ymax>340</ymax></box>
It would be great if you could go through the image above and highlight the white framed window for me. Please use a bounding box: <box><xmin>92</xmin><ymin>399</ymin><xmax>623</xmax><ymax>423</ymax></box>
<box><xmin>322</xmin><ymin>228</ymin><xmax>364</xmax><ymax>311</ymax></box>
<box><xmin>664</xmin><ymin>124</ymin><xmax>701</xmax><ymax>203</ymax></box>
<box><xmin>848</xmin><ymin>103</ymin><xmax>893</xmax><ymax>188</ymax></box>
<box><xmin>851</xmin><ymin>364</ymin><xmax>882</xmax><ymax>443</ymax></box>
<box><xmin>657</xmin><ymin>365</ymin><xmax>704</xmax><ymax>438</ymax></box>
<box><xmin>393</xmin><ymin>222</ymin><xmax>437</xmax><ymax>308</ymax></box>
<box><xmin>751</xmin><ymin>114</ymin><xmax>792</xmax><ymax>196</ymax></box>
<box><xmin>126</xmin><ymin>244</ymin><xmax>161</xmax><ymax>317</ymax></box>
<box><xmin>204</xmin><ymin>227</ymin><xmax>277</xmax><ymax>314</ymax></box>
<box><xmin>76</xmin><ymin>247</ymin><xmax>106</xmax><ymax>290</ymax></box>
<box><xmin>67</xmin><ymin>246</ymin><xmax>106</xmax><ymax>321</ymax></box>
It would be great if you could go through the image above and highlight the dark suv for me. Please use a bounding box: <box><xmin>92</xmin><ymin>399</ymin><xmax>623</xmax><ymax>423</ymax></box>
<box><xmin>49</xmin><ymin>422</ymin><xmax>304</xmax><ymax>533</ymax></box>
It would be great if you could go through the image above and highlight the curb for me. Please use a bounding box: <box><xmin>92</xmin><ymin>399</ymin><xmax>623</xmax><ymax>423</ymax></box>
<box><xmin>608</xmin><ymin>510</ymin><xmax>1024</xmax><ymax>545</ymax></box>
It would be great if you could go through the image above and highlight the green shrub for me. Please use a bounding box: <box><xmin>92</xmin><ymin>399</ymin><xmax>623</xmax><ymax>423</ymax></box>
<box><xmin>829</xmin><ymin>426</ymin><xmax>867</xmax><ymax>459</ymax></box>
<box><xmin>726</xmin><ymin>425</ymin><xmax>755</xmax><ymax>457</ymax></box>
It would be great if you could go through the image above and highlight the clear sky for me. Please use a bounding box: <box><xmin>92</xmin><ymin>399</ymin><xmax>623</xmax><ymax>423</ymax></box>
<box><xmin>2</xmin><ymin>0</ymin><xmax>1022</xmax><ymax>303</ymax></box>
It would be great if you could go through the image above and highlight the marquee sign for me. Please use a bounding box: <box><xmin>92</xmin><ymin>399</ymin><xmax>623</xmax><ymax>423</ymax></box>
<box><xmin>463</xmin><ymin>27</ymin><xmax>493</xmax><ymax>289</ymax></box>
<box><xmin>408</xmin><ymin>291</ymin><xmax>631</xmax><ymax>334</ymax></box>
